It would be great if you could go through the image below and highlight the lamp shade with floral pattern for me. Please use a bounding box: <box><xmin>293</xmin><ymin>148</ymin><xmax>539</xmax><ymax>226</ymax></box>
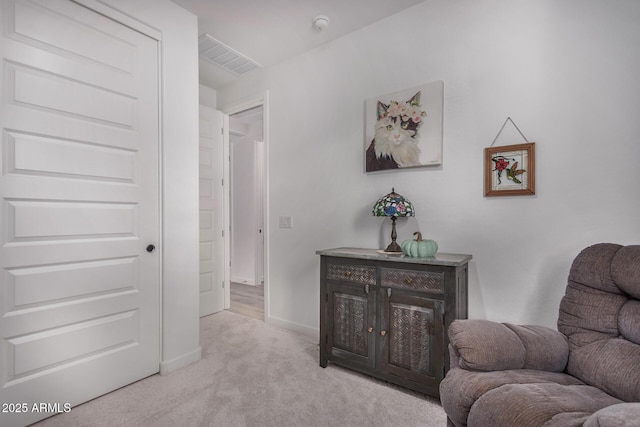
<box><xmin>372</xmin><ymin>188</ymin><xmax>414</xmax><ymax>252</ymax></box>
<box><xmin>372</xmin><ymin>188</ymin><xmax>415</xmax><ymax>218</ymax></box>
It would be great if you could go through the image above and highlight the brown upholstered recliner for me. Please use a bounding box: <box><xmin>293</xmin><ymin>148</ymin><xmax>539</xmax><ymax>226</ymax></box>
<box><xmin>440</xmin><ymin>243</ymin><xmax>640</xmax><ymax>426</ymax></box>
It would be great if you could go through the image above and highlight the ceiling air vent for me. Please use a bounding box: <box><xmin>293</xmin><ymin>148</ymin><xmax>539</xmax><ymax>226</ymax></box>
<box><xmin>198</xmin><ymin>34</ymin><xmax>261</xmax><ymax>75</ymax></box>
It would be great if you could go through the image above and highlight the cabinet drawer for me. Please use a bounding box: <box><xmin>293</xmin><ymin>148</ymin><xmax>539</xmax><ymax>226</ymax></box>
<box><xmin>327</xmin><ymin>263</ymin><xmax>376</xmax><ymax>285</ymax></box>
<box><xmin>381</xmin><ymin>268</ymin><xmax>444</xmax><ymax>293</ymax></box>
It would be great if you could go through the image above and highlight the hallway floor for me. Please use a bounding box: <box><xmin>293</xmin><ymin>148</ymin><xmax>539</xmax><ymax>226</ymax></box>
<box><xmin>229</xmin><ymin>282</ymin><xmax>264</xmax><ymax>321</ymax></box>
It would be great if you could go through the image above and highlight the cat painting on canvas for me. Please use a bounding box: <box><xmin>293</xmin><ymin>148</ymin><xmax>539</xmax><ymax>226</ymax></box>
<box><xmin>365</xmin><ymin>91</ymin><xmax>426</xmax><ymax>172</ymax></box>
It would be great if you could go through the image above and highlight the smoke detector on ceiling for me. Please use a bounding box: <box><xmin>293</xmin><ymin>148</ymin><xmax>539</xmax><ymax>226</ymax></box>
<box><xmin>312</xmin><ymin>15</ymin><xmax>330</xmax><ymax>31</ymax></box>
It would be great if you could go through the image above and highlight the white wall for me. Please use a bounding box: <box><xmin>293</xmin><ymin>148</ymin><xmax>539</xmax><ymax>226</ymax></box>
<box><xmin>102</xmin><ymin>0</ymin><xmax>201</xmax><ymax>371</ymax></box>
<box><xmin>218</xmin><ymin>0</ymin><xmax>640</xmax><ymax>334</ymax></box>
<box><xmin>200</xmin><ymin>84</ymin><xmax>217</xmax><ymax>108</ymax></box>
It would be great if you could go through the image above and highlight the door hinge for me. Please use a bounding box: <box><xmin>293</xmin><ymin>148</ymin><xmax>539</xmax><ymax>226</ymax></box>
<box><xmin>221</xmin><ymin>178</ymin><xmax>224</xmax><ymax>186</ymax></box>
<box><xmin>222</xmin><ymin>230</ymin><xmax>224</xmax><ymax>237</ymax></box>
<box><xmin>222</xmin><ymin>281</ymin><xmax>225</xmax><ymax>288</ymax></box>
<box><xmin>221</xmin><ymin>127</ymin><xmax>224</xmax><ymax>135</ymax></box>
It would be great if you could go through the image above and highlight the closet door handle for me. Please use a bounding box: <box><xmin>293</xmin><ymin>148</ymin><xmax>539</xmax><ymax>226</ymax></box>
<box><xmin>146</xmin><ymin>244</ymin><xmax>156</xmax><ymax>253</ymax></box>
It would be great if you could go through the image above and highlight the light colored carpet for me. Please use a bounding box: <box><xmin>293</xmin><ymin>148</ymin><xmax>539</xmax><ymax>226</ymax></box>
<box><xmin>33</xmin><ymin>311</ymin><xmax>446</xmax><ymax>427</ymax></box>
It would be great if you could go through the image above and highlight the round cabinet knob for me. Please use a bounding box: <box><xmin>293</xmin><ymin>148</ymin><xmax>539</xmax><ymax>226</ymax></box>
<box><xmin>146</xmin><ymin>244</ymin><xmax>156</xmax><ymax>253</ymax></box>
<box><xmin>368</xmin><ymin>327</ymin><xmax>374</xmax><ymax>333</ymax></box>
<box><xmin>380</xmin><ymin>330</ymin><xmax>387</xmax><ymax>336</ymax></box>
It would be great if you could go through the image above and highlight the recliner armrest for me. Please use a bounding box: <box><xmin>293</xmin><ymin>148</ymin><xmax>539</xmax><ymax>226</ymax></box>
<box><xmin>448</xmin><ymin>319</ymin><xmax>569</xmax><ymax>372</ymax></box>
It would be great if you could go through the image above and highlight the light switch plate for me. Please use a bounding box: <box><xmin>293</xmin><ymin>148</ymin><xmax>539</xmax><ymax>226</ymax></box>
<box><xmin>278</xmin><ymin>216</ymin><xmax>293</xmax><ymax>229</ymax></box>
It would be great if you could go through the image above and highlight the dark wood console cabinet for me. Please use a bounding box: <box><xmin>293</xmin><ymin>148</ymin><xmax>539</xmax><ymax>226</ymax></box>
<box><xmin>317</xmin><ymin>248</ymin><xmax>471</xmax><ymax>398</ymax></box>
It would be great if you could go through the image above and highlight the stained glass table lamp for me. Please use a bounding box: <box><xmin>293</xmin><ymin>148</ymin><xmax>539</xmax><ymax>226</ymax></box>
<box><xmin>372</xmin><ymin>188</ymin><xmax>414</xmax><ymax>252</ymax></box>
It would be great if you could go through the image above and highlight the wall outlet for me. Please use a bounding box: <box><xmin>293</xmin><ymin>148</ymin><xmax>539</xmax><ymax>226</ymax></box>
<box><xmin>279</xmin><ymin>216</ymin><xmax>293</xmax><ymax>229</ymax></box>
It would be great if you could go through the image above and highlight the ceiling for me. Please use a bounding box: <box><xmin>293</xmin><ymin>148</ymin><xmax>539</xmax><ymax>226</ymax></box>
<box><xmin>171</xmin><ymin>0</ymin><xmax>426</xmax><ymax>89</ymax></box>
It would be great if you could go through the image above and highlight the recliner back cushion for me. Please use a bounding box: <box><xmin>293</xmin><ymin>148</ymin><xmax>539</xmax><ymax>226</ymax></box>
<box><xmin>558</xmin><ymin>244</ymin><xmax>627</xmax><ymax>349</ymax></box>
<box><xmin>619</xmin><ymin>300</ymin><xmax>640</xmax><ymax>345</ymax></box>
<box><xmin>567</xmin><ymin>338</ymin><xmax>640</xmax><ymax>402</ymax></box>
<box><xmin>611</xmin><ymin>245</ymin><xmax>640</xmax><ymax>345</ymax></box>
<box><xmin>611</xmin><ymin>245</ymin><xmax>640</xmax><ymax>299</ymax></box>
<box><xmin>558</xmin><ymin>282</ymin><xmax>627</xmax><ymax>348</ymax></box>
<box><xmin>567</xmin><ymin>243</ymin><xmax>623</xmax><ymax>294</ymax></box>
<box><xmin>560</xmin><ymin>244</ymin><xmax>640</xmax><ymax>402</ymax></box>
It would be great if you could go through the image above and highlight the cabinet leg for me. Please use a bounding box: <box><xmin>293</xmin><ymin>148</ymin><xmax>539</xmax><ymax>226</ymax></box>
<box><xmin>320</xmin><ymin>346</ymin><xmax>327</xmax><ymax>368</ymax></box>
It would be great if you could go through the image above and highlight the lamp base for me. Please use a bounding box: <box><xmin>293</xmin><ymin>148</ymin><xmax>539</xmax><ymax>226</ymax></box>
<box><xmin>384</xmin><ymin>216</ymin><xmax>402</xmax><ymax>252</ymax></box>
<box><xmin>384</xmin><ymin>241</ymin><xmax>403</xmax><ymax>252</ymax></box>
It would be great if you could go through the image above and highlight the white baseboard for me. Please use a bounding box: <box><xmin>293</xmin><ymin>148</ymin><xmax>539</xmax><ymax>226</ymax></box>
<box><xmin>159</xmin><ymin>346</ymin><xmax>202</xmax><ymax>375</ymax></box>
<box><xmin>231</xmin><ymin>276</ymin><xmax>256</xmax><ymax>286</ymax></box>
<box><xmin>266</xmin><ymin>315</ymin><xmax>319</xmax><ymax>340</ymax></box>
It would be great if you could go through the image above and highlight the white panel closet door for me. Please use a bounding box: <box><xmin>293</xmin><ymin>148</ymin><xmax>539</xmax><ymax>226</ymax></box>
<box><xmin>199</xmin><ymin>106</ymin><xmax>225</xmax><ymax>316</ymax></box>
<box><xmin>0</xmin><ymin>1</ymin><xmax>160</xmax><ymax>425</ymax></box>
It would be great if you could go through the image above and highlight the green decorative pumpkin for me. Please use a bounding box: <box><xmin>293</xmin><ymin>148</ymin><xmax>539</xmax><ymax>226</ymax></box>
<box><xmin>401</xmin><ymin>231</ymin><xmax>438</xmax><ymax>257</ymax></box>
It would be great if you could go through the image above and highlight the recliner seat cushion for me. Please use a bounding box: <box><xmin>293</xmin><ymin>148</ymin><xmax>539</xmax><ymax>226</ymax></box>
<box><xmin>542</xmin><ymin>412</ymin><xmax>591</xmax><ymax>427</ymax></box>
<box><xmin>467</xmin><ymin>383</ymin><xmax>622</xmax><ymax>427</ymax></box>
<box><xmin>440</xmin><ymin>369</ymin><xmax>584</xmax><ymax>427</ymax></box>
<box><xmin>584</xmin><ymin>403</ymin><xmax>640</xmax><ymax>427</ymax></box>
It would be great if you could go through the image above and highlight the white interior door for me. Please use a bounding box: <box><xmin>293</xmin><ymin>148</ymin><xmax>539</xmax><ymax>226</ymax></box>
<box><xmin>0</xmin><ymin>1</ymin><xmax>160</xmax><ymax>425</ymax></box>
<box><xmin>199</xmin><ymin>106</ymin><xmax>225</xmax><ymax>316</ymax></box>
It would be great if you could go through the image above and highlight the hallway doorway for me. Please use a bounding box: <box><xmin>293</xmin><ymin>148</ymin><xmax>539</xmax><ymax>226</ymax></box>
<box><xmin>228</xmin><ymin>104</ymin><xmax>265</xmax><ymax>320</ymax></box>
